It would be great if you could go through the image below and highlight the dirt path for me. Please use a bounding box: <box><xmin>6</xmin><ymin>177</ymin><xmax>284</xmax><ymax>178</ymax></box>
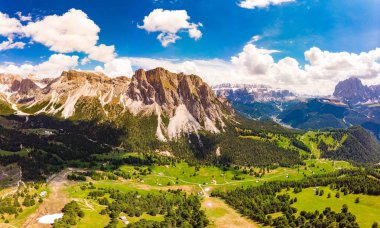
<box><xmin>20</xmin><ymin>169</ymin><xmax>72</xmax><ymax>228</ymax></box>
<box><xmin>202</xmin><ymin>197</ymin><xmax>259</xmax><ymax>228</ymax></box>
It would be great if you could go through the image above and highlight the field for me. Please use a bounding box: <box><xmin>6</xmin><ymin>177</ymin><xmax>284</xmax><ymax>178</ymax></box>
<box><xmin>282</xmin><ymin>187</ymin><xmax>380</xmax><ymax>227</ymax></box>
<box><xmin>117</xmin><ymin>159</ymin><xmax>353</xmax><ymax>191</ymax></box>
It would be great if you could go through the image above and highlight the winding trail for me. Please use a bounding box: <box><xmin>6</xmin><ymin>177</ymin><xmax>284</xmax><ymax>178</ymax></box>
<box><xmin>20</xmin><ymin>169</ymin><xmax>72</xmax><ymax>228</ymax></box>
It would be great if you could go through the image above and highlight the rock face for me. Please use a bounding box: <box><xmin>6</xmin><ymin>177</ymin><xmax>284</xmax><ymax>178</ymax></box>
<box><xmin>129</xmin><ymin>68</ymin><xmax>227</xmax><ymax>124</ymax></box>
<box><xmin>11</xmin><ymin>79</ymin><xmax>39</xmax><ymax>95</ymax></box>
<box><xmin>0</xmin><ymin>68</ymin><xmax>232</xmax><ymax>141</ymax></box>
<box><xmin>333</xmin><ymin>77</ymin><xmax>380</xmax><ymax>105</ymax></box>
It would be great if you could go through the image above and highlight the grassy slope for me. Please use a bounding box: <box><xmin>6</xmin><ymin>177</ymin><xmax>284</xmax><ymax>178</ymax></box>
<box><xmin>299</xmin><ymin>131</ymin><xmax>347</xmax><ymax>158</ymax></box>
<box><xmin>239</xmin><ymin>130</ymin><xmax>347</xmax><ymax>159</ymax></box>
<box><xmin>283</xmin><ymin>187</ymin><xmax>380</xmax><ymax>228</ymax></box>
<box><xmin>0</xmin><ymin>148</ymin><xmax>31</xmax><ymax>156</ymax></box>
<box><xmin>0</xmin><ymin>100</ymin><xmax>14</xmax><ymax>116</ymax></box>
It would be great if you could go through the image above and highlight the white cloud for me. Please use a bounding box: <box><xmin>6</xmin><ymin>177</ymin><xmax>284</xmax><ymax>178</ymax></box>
<box><xmin>80</xmin><ymin>57</ymin><xmax>90</xmax><ymax>65</ymax></box>
<box><xmin>95</xmin><ymin>58</ymin><xmax>133</xmax><ymax>77</ymax></box>
<box><xmin>0</xmin><ymin>38</ymin><xmax>25</xmax><ymax>51</ymax></box>
<box><xmin>188</xmin><ymin>23</ymin><xmax>202</xmax><ymax>40</ymax></box>
<box><xmin>22</xmin><ymin>9</ymin><xmax>116</xmax><ymax>63</ymax></box>
<box><xmin>250</xmin><ymin>35</ymin><xmax>261</xmax><ymax>43</ymax></box>
<box><xmin>231</xmin><ymin>44</ymin><xmax>278</xmax><ymax>74</ymax></box>
<box><xmin>0</xmin><ymin>12</ymin><xmax>23</xmax><ymax>37</ymax></box>
<box><xmin>230</xmin><ymin>44</ymin><xmax>380</xmax><ymax>95</ymax></box>
<box><xmin>138</xmin><ymin>9</ymin><xmax>202</xmax><ymax>46</ymax></box>
<box><xmin>157</xmin><ymin>33</ymin><xmax>181</xmax><ymax>47</ymax></box>
<box><xmin>125</xmin><ymin>44</ymin><xmax>380</xmax><ymax>96</ymax></box>
<box><xmin>23</xmin><ymin>9</ymin><xmax>99</xmax><ymax>53</ymax></box>
<box><xmin>304</xmin><ymin>47</ymin><xmax>380</xmax><ymax>80</ymax></box>
<box><xmin>239</xmin><ymin>0</ymin><xmax>296</xmax><ymax>9</ymax></box>
<box><xmin>0</xmin><ymin>54</ymin><xmax>79</xmax><ymax>78</ymax></box>
<box><xmin>88</xmin><ymin>44</ymin><xmax>116</xmax><ymax>63</ymax></box>
<box><xmin>34</xmin><ymin>54</ymin><xmax>79</xmax><ymax>77</ymax></box>
<box><xmin>0</xmin><ymin>64</ymin><xmax>34</xmax><ymax>77</ymax></box>
<box><xmin>16</xmin><ymin>12</ymin><xmax>32</xmax><ymax>22</ymax></box>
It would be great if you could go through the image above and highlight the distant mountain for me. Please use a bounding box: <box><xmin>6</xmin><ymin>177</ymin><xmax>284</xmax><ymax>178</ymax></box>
<box><xmin>213</xmin><ymin>80</ymin><xmax>380</xmax><ymax>141</ymax></box>
<box><xmin>212</xmin><ymin>83</ymin><xmax>297</xmax><ymax>103</ymax></box>
<box><xmin>212</xmin><ymin>84</ymin><xmax>303</xmax><ymax>121</ymax></box>
<box><xmin>333</xmin><ymin>77</ymin><xmax>380</xmax><ymax>105</ymax></box>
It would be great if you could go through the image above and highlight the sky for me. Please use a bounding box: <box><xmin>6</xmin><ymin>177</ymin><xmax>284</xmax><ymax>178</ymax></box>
<box><xmin>0</xmin><ymin>0</ymin><xmax>379</xmax><ymax>95</ymax></box>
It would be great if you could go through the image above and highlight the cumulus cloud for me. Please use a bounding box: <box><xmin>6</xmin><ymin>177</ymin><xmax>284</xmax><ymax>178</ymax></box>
<box><xmin>34</xmin><ymin>54</ymin><xmax>79</xmax><ymax>77</ymax></box>
<box><xmin>304</xmin><ymin>47</ymin><xmax>380</xmax><ymax>80</ymax></box>
<box><xmin>88</xmin><ymin>44</ymin><xmax>116</xmax><ymax>63</ymax></box>
<box><xmin>239</xmin><ymin>0</ymin><xmax>296</xmax><ymax>9</ymax></box>
<box><xmin>23</xmin><ymin>9</ymin><xmax>100</xmax><ymax>53</ymax></box>
<box><xmin>22</xmin><ymin>9</ymin><xmax>115</xmax><ymax>63</ymax></box>
<box><xmin>124</xmin><ymin>44</ymin><xmax>380</xmax><ymax>96</ymax></box>
<box><xmin>0</xmin><ymin>54</ymin><xmax>79</xmax><ymax>78</ymax></box>
<box><xmin>138</xmin><ymin>9</ymin><xmax>202</xmax><ymax>46</ymax></box>
<box><xmin>231</xmin><ymin>44</ymin><xmax>278</xmax><ymax>74</ymax></box>
<box><xmin>0</xmin><ymin>38</ymin><xmax>25</xmax><ymax>51</ymax></box>
<box><xmin>16</xmin><ymin>12</ymin><xmax>32</xmax><ymax>22</ymax></box>
<box><xmin>0</xmin><ymin>12</ymin><xmax>23</xmax><ymax>37</ymax></box>
<box><xmin>95</xmin><ymin>58</ymin><xmax>133</xmax><ymax>77</ymax></box>
<box><xmin>230</xmin><ymin>43</ymin><xmax>380</xmax><ymax>95</ymax></box>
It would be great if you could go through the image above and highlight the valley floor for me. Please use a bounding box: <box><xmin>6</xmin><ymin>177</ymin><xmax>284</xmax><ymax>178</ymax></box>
<box><xmin>2</xmin><ymin>168</ymin><xmax>261</xmax><ymax>228</ymax></box>
<box><xmin>1</xmin><ymin>159</ymin><xmax>379</xmax><ymax>228</ymax></box>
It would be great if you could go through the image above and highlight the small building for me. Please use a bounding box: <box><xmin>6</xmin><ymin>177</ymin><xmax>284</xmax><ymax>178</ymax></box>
<box><xmin>211</xmin><ymin>180</ymin><xmax>217</xmax><ymax>184</ymax></box>
<box><xmin>40</xmin><ymin>191</ymin><xmax>47</xmax><ymax>197</ymax></box>
<box><xmin>120</xmin><ymin>216</ymin><xmax>129</xmax><ymax>225</ymax></box>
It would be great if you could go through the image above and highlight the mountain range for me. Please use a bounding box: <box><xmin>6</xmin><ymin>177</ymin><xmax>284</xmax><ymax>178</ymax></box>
<box><xmin>0</xmin><ymin>68</ymin><xmax>232</xmax><ymax>142</ymax></box>
<box><xmin>212</xmin><ymin>78</ymin><xmax>380</xmax><ymax>140</ymax></box>
<box><xmin>0</xmin><ymin>69</ymin><xmax>379</xmax><ymax>181</ymax></box>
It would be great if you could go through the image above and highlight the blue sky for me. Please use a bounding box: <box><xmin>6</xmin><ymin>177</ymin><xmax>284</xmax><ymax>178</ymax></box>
<box><xmin>0</xmin><ymin>0</ymin><xmax>379</xmax><ymax>95</ymax></box>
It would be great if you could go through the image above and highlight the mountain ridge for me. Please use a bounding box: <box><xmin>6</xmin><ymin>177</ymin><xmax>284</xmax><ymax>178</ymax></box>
<box><xmin>0</xmin><ymin>68</ymin><xmax>233</xmax><ymax>141</ymax></box>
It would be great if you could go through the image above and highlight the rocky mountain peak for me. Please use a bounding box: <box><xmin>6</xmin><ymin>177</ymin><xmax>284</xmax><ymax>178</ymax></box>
<box><xmin>129</xmin><ymin>68</ymin><xmax>229</xmax><ymax>122</ymax></box>
<box><xmin>333</xmin><ymin>77</ymin><xmax>379</xmax><ymax>105</ymax></box>
<box><xmin>10</xmin><ymin>78</ymin><xmax>39</xmax><ymax>95</ymax></box>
